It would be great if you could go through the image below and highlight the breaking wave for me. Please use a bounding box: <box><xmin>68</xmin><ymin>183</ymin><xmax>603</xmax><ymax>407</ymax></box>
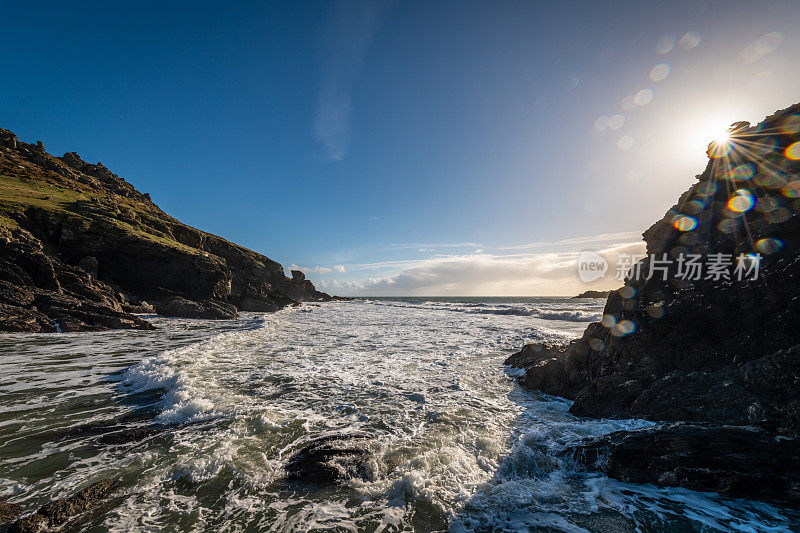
<box><xmin>1</xmin><ymin>298</ymin><xmax>796</xmax><ymax>531</ymax></box>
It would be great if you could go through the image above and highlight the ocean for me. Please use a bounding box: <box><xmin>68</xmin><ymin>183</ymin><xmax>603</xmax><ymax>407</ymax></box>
<box><xmin>0</xmin><ymin>297</ymin><xmax>796</xmax><ymax>531</ymax></box>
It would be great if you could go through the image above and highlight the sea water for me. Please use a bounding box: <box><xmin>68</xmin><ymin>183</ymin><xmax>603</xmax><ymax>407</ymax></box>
<box><xmin>0</xmin><ymin>298</ymin><xmax>797</xmax><ymax>532</ymax></box>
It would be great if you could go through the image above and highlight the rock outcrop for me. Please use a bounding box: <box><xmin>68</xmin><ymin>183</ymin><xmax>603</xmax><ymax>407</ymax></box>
<box><xmin>563</xmin><ymin>423</ymin><xmax>800</xmax><ymax>506</ymax></box>
<box><xmin>0</xmin><ymin>127</ymin><xmax>332</xmax><ymax>331</ymax></box>
<box><xmin>285</xmin><ymin>433</ymin><xmax>374</xmax><ymax>483</ymax></box>
<box><xmin>507</xmin><ymin>103</ymin><xmax>800</xmax><ymax>504</ymax></box>
<box><xmin>572</xmin><ymin>290</ymin><xmax>612</xmax><ymax>298</ymax></box>
<box><xmin>0</xmin><ymin>501</ymin><xmax>23</xmax><ymax>524</ymax></box>
<box><xmin>8</xmin><ymin>479</ymin><xmax>117</xmax><ymax>532</ymax></box>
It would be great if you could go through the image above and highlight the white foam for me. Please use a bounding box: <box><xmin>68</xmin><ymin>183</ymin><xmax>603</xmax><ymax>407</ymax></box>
<box><xmin>2</xmin><ymin>299</ymin><xmax>796</xmax><ymax>531</ymax></box>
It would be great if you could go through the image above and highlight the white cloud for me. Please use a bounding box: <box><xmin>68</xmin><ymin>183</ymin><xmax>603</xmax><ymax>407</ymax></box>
<box><xmin>315</xmin><ymin>1</ymin><xmax>388</xmax><ymax>160</ymax></box>
<box><xmin>496</xmin><ymin>231</ymin><xmax>642</xmax><ymax>251</ymax></box>
<box><xmin>325</xmin><ymin>240</ymin><xmax>646</xmax><ymax>296</ymax></box>
<box><xmin>291</xmin><ymin>264</ymin><xmax>347</xmax><ymax>275</ymax></box>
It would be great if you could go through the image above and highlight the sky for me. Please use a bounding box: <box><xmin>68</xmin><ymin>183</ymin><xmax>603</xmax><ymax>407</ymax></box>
<box><xmin>1</xmin><ymin>1</ymin><xmax>799</xmax><ymax>296</ymax></box>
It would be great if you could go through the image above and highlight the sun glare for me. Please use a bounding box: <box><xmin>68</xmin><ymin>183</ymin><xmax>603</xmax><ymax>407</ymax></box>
<box><xmin>685</xmin><ymin>115</ymin><xmax>739</xmax><ymax>159</ymax></box>
<box><xmin>714</xmin><ymin>130</ymin><xmax>730</xmax><ymax>145</ymax></box>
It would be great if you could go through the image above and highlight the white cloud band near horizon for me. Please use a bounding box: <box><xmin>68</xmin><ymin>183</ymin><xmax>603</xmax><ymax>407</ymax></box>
<box><xmin>296</xmin><ymin>231</ymin><xmax>647</xmax><ymax>297</ymax></box>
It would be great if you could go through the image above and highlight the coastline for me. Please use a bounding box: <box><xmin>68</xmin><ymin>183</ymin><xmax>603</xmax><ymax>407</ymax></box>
<box><xmin>505</xmin><ymin>103</ymin><xmax>800</xmax><ymax>507</ymax></box>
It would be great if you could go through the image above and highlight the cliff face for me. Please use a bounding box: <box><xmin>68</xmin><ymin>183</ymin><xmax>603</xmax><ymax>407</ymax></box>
<box><xmin>506</xmin><ymin>103</ymin><xmax>800</xmax><ymax>504</ymax></box>
<box><xmin>0</xmin><ymin>127</ymin><xmax>331</xmax><ymax>332</ymax></box>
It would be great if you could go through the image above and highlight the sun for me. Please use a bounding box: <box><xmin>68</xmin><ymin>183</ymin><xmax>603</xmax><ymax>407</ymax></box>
<box><xmin>685</xmin><ymin>116</ymin><xmax>738</xmax><ymax>159</ymax></box>
<box><xmin>713</xmin><ymin>129</ymin><xmax>730</xmax><ymax>145</ymax></box>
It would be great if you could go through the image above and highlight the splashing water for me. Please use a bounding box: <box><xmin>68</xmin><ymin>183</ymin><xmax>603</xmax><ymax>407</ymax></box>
<box><xmin>0</xmin><ymin>298</ymin><xmax>796</xmax><ymax>531</ymax></box>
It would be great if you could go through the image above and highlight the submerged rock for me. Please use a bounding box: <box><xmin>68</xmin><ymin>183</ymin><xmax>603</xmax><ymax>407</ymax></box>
<box><xmin>9</xmin><ymin>479</ymin><xmax>117</xmax><ymax>532</ymax></box>
<box><xmin>564</xmin><ymin>424</ymin><xmax>800</xmax><ymax>506</ymax></box>
<box><xmin>285</xmin><ymin>434</ymin><xmax>374</xmax><ymax>483</ymax></box>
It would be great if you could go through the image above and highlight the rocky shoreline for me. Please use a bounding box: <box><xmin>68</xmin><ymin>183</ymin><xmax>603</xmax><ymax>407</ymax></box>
<box><xmin>507</xmin><ymin>103</ymin><xmax>800</xmax><ymax>506</ymax></box>
<box><xmin>0</xmin><ymin>127</ymin><xmax>332</xmax><ymax>332</ymax></box>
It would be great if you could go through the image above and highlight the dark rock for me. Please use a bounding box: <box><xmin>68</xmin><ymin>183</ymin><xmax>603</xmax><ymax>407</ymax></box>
<box><xmin>97</xmin><ymin>427</ymin><xmax>163</xmax><ymax>445</ymax></box>
<box><xmin>509</xmin><ymin>103</ymin><xmax>800</xmax><ymax>433</ymax></box>
<box><xmin>121</xmin><ymin>301</ymin><xmax>155</xmax><ymax>314</ymax></box>
<box><xmin>0</xmin><ymin>501</ymin><xmax>23</xmax><ymax>523</ymax></box>
<box><xmin>291</xmin><ymin>269</ymin><xmax>305</xmax><ymax>281</ymax></box>
<box><xmin>9</xmin><ymin>479</ymin><xmax>118</xmax><ymax>532</ymax></box>
<box><xmin>0</xmin><ymin>280</ymin><xmax>35</xmax><ymax>308</ymax></box>
<box><xmin>565</xmin><ymin>424</ymin><xmax>800</xmax><ymax>506</ymax></box>
<box><xmin>572</xmin><ymin>290</ymin><xmax>612</xmax><ymax>298</ymax></box>
<box><xmin>0</xmin><ymin>230</ymin><xmax>154</xmax><ymax>332</ymax></box>
<box><xmin>0</xmin><ymin>128</ymin><xmax>18</xmax><ymax>149</ymax></box>
<box><xmin>60</xmin><ymin>151</ymin><xmax>85</xmax><ymax>170</ymax></box>
<box><xmin>507</xmin><ymin>103</ymin><xmax>800</xmax><ymax>503</ymax></box>
<box><xmin>154</xmin><ymin>296</ymin><xmax>238</xmax><ymax>319</ymax></box>
<box><xmin>0</xmin><ymin>125</ymin><xmax>338</xmax><ymax>333</ymax></box>
<box><xmin>0</xmin><ymin>304</ymin><xmax>56</xmax><ymax>333</ymax></box>
<box><xmin>285</xmin><ymin>434</ymin><xmax>374</xmax><ymax>483</ymax></box>
<box><xmin>77</xmin><ymin>256</ymin><xmax>98</xmax><ymax>278</ymax></box>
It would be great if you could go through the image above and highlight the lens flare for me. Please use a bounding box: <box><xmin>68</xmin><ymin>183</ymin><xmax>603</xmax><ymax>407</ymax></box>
<box><xmin>727</xmin><ymin>189</ymin><xmax>755</xmax><ymax>212</ymax></box>
<box><xmin>755</xmin><ymin>137</ymin><xmax>777</xmax><ymax>155</ymax></box>
<box><xmin>608</xmin><ymin>114</ymin><xmax>625</xmax><ymax>130</ymax></box>
<box><xmin>678</xmin><ymin>31</ymin><xmax>701</xmax><ymax>50</ymax></box>
<box><xmin>601</xmin><ymin>314</ymin><xmax>617</xmax><ymax>327</ymax></box>
<box><xmin>612</xmin><ymin>319</ymin><xmax>636</xmax><ymax>337</ymax></box>
<box><xmin>739</xmin><ymin>31</ymin><xmax>783</xmax><ymax>64</ymax></box>
<box><xmin>708</xmin><ymin>138</ymin><xmax>731</xmax><ymax>158</ymax></box>
<box><xmin>733</xmin><ymin>164</ymin><xmax>755</xmax><ymax>180</ymax></box>
<box><xmin>635</xmin><ymin>89</ymin><xmax>653</xmax><ymax>106</ymax></box>
<box><xmin>672</xmin><ymin>215</ymin><xmax>697</xmax><ymax>231</ymax></box>
<box><xmin>782</xmin><ymin>115</ymin><xmax>800</xmax><ymax>134</ymax></box>
<box><xmin>617</xmin><ymin>135</ymin><xmax>635</xmax><ymax>150</ymax></box>
<box><xmin>786</xmin><ymin>141</ymin><xmax>800</xmax><ymax>160</ymax></box>
<box><xmin>766</xmin><ymin>208</ymin><xmax>791</xmax><ymax>224</ymax></box>
<box><xmin>656</xmin><ymin>35</ymin><xmax>676</xmax><ymax>54</ymax></box>
<box><xmin>649</xmin><ymin>63</ymin><xmax>670</xmax><ymax>82</ymax></box>
<box><xmin>756</xmin><ymin>237</ymin><xmax>784</xmax><ymax>254</ymax></box>
<box><xmin>782</xmin><ymin>180</ymin><xmax>800</xmax><ymax>198</ymax></box>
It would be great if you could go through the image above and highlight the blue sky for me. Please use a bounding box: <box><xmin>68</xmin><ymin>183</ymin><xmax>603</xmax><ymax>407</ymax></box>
<box><xmin>1</xmin><ymin>1</ymin><xmax>799</xmax><ymax>295</ymax></box>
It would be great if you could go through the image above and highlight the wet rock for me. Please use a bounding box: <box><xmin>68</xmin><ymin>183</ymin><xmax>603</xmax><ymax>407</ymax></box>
<box><xmin>285</xmin><ymin>434</ymin><xmax>374</xmax><ymax>483</ymax></box>
<box><xmin>565</xmin><ymin>424</ymin><xmax>800</xmax><ymax>506</ymax></box>
<box><xmin>9</xmin><ymin>479</ymin><xmax>118</xmax><ymax>532</ymax></box>
<box><xmin>154</xmin><ymin>296</ymin><xmax>238</xmax><ymax>319</ymax></box>
<box><xmin>0</xmin><ymin>501</ymin><xmax>23</xmax><ymax>523</ymax></box>
<box><xmin>505</xmin><ymin>340</ymin><xmax>594</xmax><ymax>399</ymax></box>
<box><xmin>97</xmin><ymin>427</ymin><xmax>163</xmax><ymax>445</ymax></box>
<box><xmin>407</xmin><ymin>392</ymin><xmax>426</xmax><ymax>403</ymax></box>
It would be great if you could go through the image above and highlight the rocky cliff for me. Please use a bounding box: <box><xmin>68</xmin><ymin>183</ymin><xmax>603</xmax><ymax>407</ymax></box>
<box><xmin>0</xmin><ymin>127</ymin><xmax>331</xmax><ymax>332</ymax></box>
<box><xmin>507</xmin><ymin>103</ymin><xmax>800</xmax><ymax>504</ymax></box>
